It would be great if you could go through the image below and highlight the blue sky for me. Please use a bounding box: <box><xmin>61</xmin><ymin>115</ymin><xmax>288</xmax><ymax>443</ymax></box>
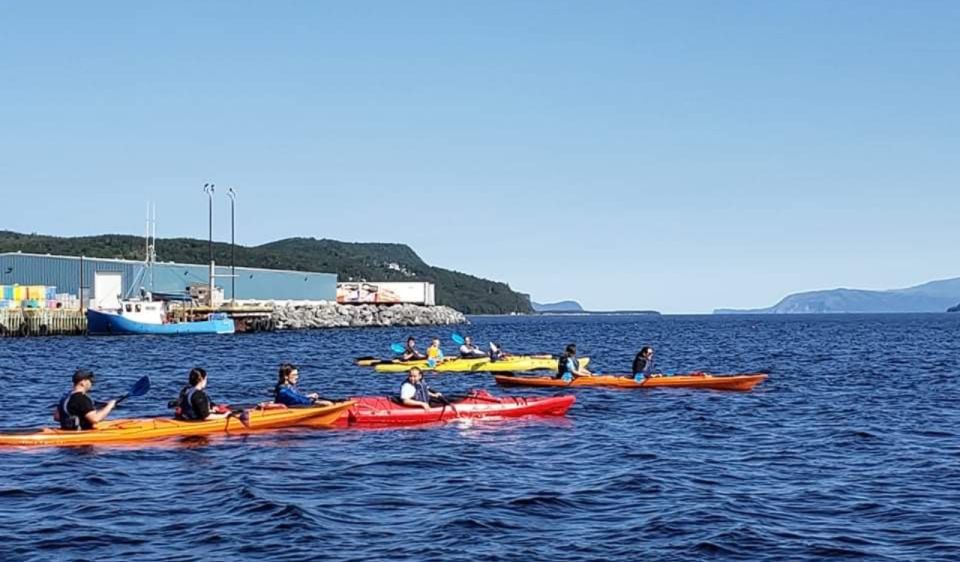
<box><xmin>1</xmin><ymin>1</ymin><xmax>957</xmax><ymax>313</ymax></box>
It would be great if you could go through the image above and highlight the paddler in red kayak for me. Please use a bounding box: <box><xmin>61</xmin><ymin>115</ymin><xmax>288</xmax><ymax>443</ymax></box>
<box><xmin>399</xmin><ymin>367</ymin><xmax>445</xmax><ymax>410</ymax></box>
<box><xmin>54</xmin><ymin>369</ymin><xmax>118</xmax><ymax>430</ymax></box>
<box><xmin>556</xmin><ymin>344</ymin><xmax>592</xmax><ymax>379</ymax></box>
<box><xmin>175</xmin><ymin>368</ymin><xmax>230</xmax><ymax>421</ymax></box>
<box><xmin>274</xmin><ymin>363</ymin><xmax>334</xmax><ymax>407</ymax></box>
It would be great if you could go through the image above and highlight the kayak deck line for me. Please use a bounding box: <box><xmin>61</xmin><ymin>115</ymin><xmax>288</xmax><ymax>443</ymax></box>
<box><xmin>493</xmin><ymin>373</ymin><xmax>768</xmax><ymax>391</ymax></box>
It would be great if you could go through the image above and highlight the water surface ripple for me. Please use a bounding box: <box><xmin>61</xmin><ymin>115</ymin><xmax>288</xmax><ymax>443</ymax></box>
<box><xmin>1</xmin><ymin>314</ymin><xmax>958</xmax><ymax>561</ymax></box>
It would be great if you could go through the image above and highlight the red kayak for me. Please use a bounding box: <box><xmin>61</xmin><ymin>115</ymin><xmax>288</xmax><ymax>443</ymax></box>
<box><xmin>494</xmin><ymin>373</ymin><xmax>768</xmax><ymax>391</ymax></box>
<box><xmin>327</xmin><ymin>390</ymin><xmax>576</xmax><ymax>427</ymax></box>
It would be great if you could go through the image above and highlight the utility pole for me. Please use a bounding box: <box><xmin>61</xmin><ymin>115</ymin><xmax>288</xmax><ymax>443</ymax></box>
<box><xmin>203</xmin><ymin>183</ymin><xmax>215</xmax><ymax>307</ymax></box>
<box><xmin>227</xmin><ymin>187</ymin><xmax>236</xmax><ymax>303</ymax></box>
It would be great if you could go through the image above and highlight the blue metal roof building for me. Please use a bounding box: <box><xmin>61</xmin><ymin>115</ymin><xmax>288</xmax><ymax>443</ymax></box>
<box><xmin>0</xmin><ymin>252</ymin><xmax>336</xmax><ymax>301</ymax></box>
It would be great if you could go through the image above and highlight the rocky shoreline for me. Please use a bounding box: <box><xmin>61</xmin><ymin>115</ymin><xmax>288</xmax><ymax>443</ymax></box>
<box><xmin>271</xmin><ymin>302</ymin><xmax>467</xmax><ymax>330</ymax></box>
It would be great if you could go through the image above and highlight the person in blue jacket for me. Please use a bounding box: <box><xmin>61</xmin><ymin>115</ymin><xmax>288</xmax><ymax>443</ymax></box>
<box><xmin>274</xmin><ymin>363</ymin><xmax>333</xmax><ymax>407</ymax></box>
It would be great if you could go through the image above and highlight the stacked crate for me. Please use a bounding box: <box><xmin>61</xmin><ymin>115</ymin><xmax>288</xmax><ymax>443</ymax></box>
<box><xmin>0</xmin><ymin>284</ymin><xmax>62</xmax><ymax>309</ymax></box>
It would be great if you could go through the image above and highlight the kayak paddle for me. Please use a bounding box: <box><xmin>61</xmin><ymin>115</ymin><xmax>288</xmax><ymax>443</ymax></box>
<box><xmin>436</xmin><ymin>394</ymin><xmax>459</xmax><ymax>419</ymax></box>
<box><xmin>390</xmin><ymin>342</ymin><xmax>406</xmax><ymax>354</ymax></box>
<box><xmin>115</xmin><ymin>376</ymin><xmax>151</xmax><ymax>405</ymax></box>
<box><xmin>451</xmin><ymin>332</ymin><xmax>465</xmax><ymax>345</ymax></box>
<box><xmin>226</xmin><ymin>409</ymin><xmax>251</xmax><ymax>429</ymax></box>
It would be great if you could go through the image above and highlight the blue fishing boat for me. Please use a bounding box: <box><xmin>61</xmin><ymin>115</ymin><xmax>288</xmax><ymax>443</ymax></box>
<box><xmin>86</xmin><ymin>304</ymin><xmax>235</xmax><ymax>335</ymax></box>
<box><xmin>85</xmin><ymin>206</ymin><xmax>235</xmax><ymax>336</ymax></box>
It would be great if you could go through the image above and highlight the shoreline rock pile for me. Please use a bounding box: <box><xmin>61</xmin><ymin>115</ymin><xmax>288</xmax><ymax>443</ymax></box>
<box><xmin>272</xmin><ymin>301</ymin><xmax>467</xmax><ymax>330</ymax></box>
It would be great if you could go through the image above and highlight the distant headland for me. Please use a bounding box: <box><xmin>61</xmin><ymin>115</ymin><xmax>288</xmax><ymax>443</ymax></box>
<box><xmin>715</xmin><ymin>277</ymin><xmax>960</xmax><ymax>314</ymax></box>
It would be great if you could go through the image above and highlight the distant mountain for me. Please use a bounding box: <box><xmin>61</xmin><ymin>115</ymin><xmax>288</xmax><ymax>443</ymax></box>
<box><xmin>715</xmin><ymin>277</ymin><xmax>960</xmax><ymax>314</ymax></box>
<box><xmin>532</xmin><ymin>300</ymin><xmax>584</xmax><ymax>313</ymax></box>
<box><xmin>949</xmin><ymin>303</ymin><xmax>960</xmax><ymax>313</ymax></box>
<box><xmin>0</xmin><ymin>231</ymin><xmax>533</xmax><ymax>314</ymax></box>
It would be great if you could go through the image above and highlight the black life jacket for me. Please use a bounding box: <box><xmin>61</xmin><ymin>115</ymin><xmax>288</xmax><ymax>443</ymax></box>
<box><xmin>401</xmin><ymin>381</ymin><xmax>431</xmax><ymax>403</ymax></box>
<box><xmin>556</xmin><ymin>355</ymin><xmax>579</xmax><ymax>378</ymax></box>
<box><xmin>633</xmin><ymin>355</ymin><xmax>655</xmax><ymax>376</ymax></box>
<box><xmin>177</xmin><ymin>386</ymin><xmax>202</xmax><ymax>420</ymax></box>
<box><xmin>56</xmin><ymin>391</ymin><xmax>82</xmax><ymax>431</ymax></box>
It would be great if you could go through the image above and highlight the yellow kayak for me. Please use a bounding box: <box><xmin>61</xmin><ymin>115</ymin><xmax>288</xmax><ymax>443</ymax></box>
<box><xmin>372</xmin><ymin>356</ymin><xmax>590</xmax><ymax>373</ymax></box>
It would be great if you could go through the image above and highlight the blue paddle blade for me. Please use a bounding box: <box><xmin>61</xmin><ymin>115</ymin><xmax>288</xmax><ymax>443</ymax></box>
<box><xmin>451</xmin><ymin>333</ymin><xmax>465</xmax><ymax>345</ymax></box>
<box><xmin>634</xmin><ymin>373</ymin><xmax>646</xmax><ymax>383</ymax></box>
<box><xmin>128</xmin><ymin>376</ymin><xmax>151</xmax><ymax>397</ymax></box>
<box><xmin>561</xmin><ymin>373</ymin><xmax>573</xmax><ymax>383</ymax></box>
<box><xmin>390</xmin><ymin>343</ymin><xmax>405</xmax><ymax>354</ymax></box>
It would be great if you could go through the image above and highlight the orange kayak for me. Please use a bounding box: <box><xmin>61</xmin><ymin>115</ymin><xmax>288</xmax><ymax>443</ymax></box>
<box><xmin>0</xmin><ymin>401</ymin><xmax>354</xmax><ymax>447</ymax></box>
<box><xmin>494</xmin><ymin>373</ymin><xmax>768</xmax><ymax>391</ymax></box>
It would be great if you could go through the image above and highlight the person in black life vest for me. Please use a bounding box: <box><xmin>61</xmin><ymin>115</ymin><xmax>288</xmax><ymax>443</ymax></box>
<box><xmin>55</xmin><ymin>369</ymin><xmax>117</xmax><ymax>430</ymax></box>
<box><xmin>556</xmin><ymin>343</ymin><xmax>592</xmax><ymax>379</ymax></box>
<box><xmin>400</xmin><ymin>337</ymin><xmax>427</xmax><ymax>361</ymax></box>
<box><xmin>176</xmin><ymin>368</ymin><xmax>229</xmax><ymax>421</ymax></box>
<box><xmin>632</xmin><ymin>347</ymin><xmax>656</xmax><ymax>379</ymax></box>
<box><xmin>399</xmin><ymin>367</ymin><xmax>443</xmax><ymax>410</ymax></box>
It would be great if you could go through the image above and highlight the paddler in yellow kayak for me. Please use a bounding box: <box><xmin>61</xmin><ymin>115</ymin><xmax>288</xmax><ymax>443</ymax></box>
<box><xmin>399</xmin><ymin>367</ymin><xmax>446</xmax><ymax>410</ymax></box>
<box><xmin>399</xmin><ymin>336</ymin><xmax>427</xmax><ymax>362</ymax></box>
<box><xmin>425</xmin><ymin>337</ymin><xmax>450</xmax><ymax>368</ymax></box>
<box><xmin>556</xmin><ymin>344</ymin><xmax>593</xmax><ymax>379</ymax></box>
<box><xmin>458</xmin><ymin>336</ymin><xmax>488</xmax><ymax>358</ymax></box>
<box><xmin>54</xmin><ymin>369</ymin><xmax>118</xmax><ymax>430</ymax></box>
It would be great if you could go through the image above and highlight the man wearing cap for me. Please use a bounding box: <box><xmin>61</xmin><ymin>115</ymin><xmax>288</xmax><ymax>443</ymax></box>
<box><xmin>55</xmin><ymin>369</ymin><xmax>117</xmax><ymax>430</ymax></box>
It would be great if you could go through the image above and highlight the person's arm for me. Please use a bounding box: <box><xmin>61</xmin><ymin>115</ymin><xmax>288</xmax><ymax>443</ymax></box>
<box><xmin>193</xmin><ymin>391</ymin><xmax>227</xmax><ymax>420</ymax></box>
<box><xmin>82</xmin><ymin>396</ymin><xmax>116</xmax><ymax>426</ymax></box>
<box><xmin>400</xmin><ymin>384</ymin><xmax>431</xmax><ymax>409</ymax></box>
<box><xmin>278</xmin><ymin>387</ymin><xmax>315</xmax><ymax>406</ymax></box>
<box><xmin>570</xmin><ymin>358</ymin><xmax>592</xmax><ymax>377</ymax></box>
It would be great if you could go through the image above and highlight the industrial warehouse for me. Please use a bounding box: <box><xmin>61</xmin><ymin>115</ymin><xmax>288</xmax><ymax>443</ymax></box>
<box><xmin>0</xmin><ymin>252</ymin><xmax>337</xmax><ymax>307</ymax></box>
<box><xmin>0</xmin><ymin>252</ymin><xmax>446</xmax><ymax>336</ymax></box>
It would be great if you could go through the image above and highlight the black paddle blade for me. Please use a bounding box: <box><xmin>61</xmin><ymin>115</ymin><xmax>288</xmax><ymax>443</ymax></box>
<box><xmin>128</xmin><ymin>376</ymin><xmax>151</xmax><ymax>398</ymax></box>
<box><xmin>232</xmin><ymin>410</ymin><xmax>251</xmax><ymax>429</ymax></box>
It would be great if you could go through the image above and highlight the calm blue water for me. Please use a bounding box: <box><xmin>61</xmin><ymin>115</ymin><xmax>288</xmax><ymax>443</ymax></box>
<box><xmin>1</xmin><ymin>314</ymin><xmax>959</xmax><ymax>562</ymax></box>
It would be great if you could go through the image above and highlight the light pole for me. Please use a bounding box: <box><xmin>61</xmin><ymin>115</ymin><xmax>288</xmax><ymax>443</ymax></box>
<box><xmin>227</xmin><ymin>187</ymin><xmax>236</xmax><ymax>303</ymax></box>
<box><xmin>203</xmin><ymin>183</ymin><xmax>215</xmax><ymax>307</ymax></box>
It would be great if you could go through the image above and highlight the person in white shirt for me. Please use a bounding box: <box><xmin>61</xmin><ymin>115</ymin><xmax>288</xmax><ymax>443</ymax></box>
<box><xmin>458</xmin><ymin>336</ymin><xmax>488</xmax><ymax>358</ymax></box>
<box><xmin>399</xmin><ymin>367</ymin><xmax>443</xmax><ymax>410</ymax></box>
